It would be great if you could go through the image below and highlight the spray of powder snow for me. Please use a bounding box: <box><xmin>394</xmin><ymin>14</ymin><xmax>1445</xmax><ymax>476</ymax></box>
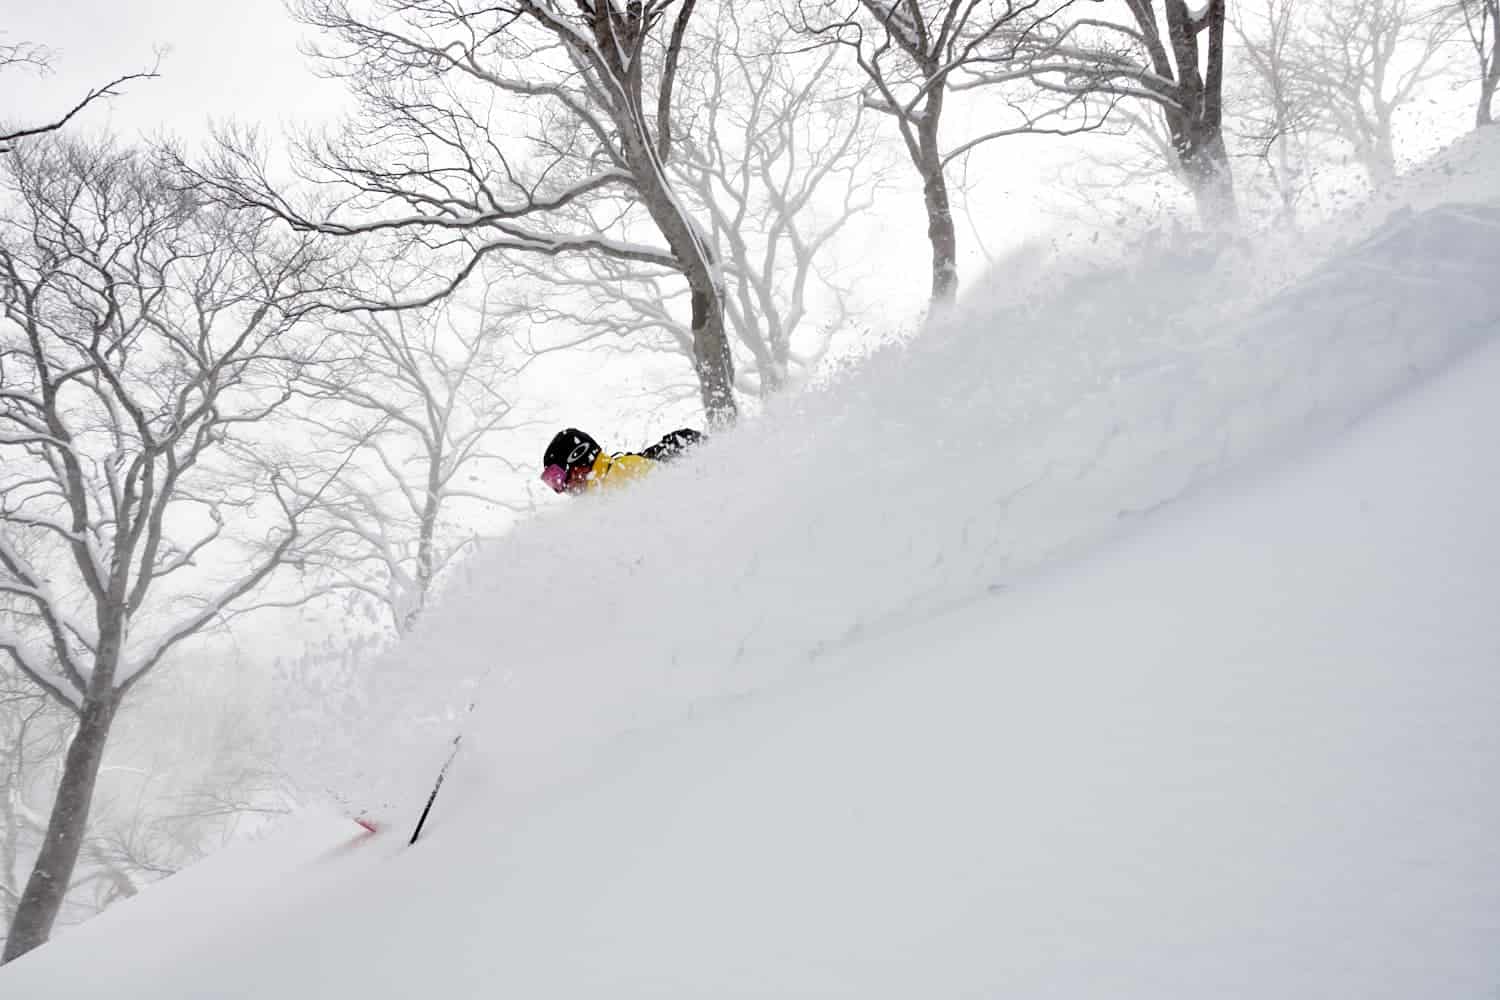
<box><xmin>281</xmin><ymin>129</ymin><xmax>1500</xmax><ymax>826</ymax></box>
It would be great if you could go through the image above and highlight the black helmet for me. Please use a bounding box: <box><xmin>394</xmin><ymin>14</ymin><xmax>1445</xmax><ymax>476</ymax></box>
<box><xmin>543</xmin><ymin>428</ymin><xmax>601</xmax><ymax>471</ymax></box>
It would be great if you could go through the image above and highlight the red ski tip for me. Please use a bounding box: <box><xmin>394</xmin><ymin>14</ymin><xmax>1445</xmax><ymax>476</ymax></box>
<box><xmin>354</xmin><ymin>817</ymin><xmax>379</xmax><ymax>834</ymax></box>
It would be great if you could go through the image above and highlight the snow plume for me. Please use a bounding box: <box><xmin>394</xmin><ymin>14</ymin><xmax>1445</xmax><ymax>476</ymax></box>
<box><xmin>301</xmin><ymin>130</ymin><xmax>1500</xmax><ymax>829</ymax></box>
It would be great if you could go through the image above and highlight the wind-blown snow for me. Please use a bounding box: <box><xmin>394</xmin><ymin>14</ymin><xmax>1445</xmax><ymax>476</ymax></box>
<box><xmin>4</xmin><ymin>131</ymin><xmax>1499</xmax><ymax>996</ymax></box>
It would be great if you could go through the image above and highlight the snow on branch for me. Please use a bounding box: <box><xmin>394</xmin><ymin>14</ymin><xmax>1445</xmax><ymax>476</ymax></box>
<box><xmin>0</xmin><ymin>58</ymin><xmax>160</xmax><ymax>154</ymax></box>
<box><xmin>188</xmin><ymin>0</ymin><xmax>740</xmax><ymax>423</ymax></box>
<box><xmin>1</xmin><ymin>137</ymin><xmax>333</xmax><ymax>704</ymax></box>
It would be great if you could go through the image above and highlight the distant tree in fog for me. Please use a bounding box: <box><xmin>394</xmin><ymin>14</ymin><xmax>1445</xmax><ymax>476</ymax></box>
<box><xmin>1288</xmin><ymin>0</ymin><xmax>1458</xmax><ymax>186</ymax></box>
<box><xmin>790</xmin><ymin>0</ymin><xmax>1100</xmax><ymax>306</ymax></box>
<box><xmin>1229</xmin><ymin>0</ymin><xmax>1324</xmax><ymax>228</ymax></box>
<box><xmin>286</xmin><ymin>279</ymin><xmax>533</xmax><ymax>635</ymax></box>
<box><xmin>1445</xmin><ymin>0</ymin><xmax>1500</xmax><ymax>126</ymax></box>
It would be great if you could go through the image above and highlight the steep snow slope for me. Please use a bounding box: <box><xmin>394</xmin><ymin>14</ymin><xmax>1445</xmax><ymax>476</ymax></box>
<box><xmin>6</xmin><ymin>270</ymin><xmax>1500</xmax><ymax>1000</ymax></box>
<box><xmin>4</xmin><ymin>132</ymin><xmax>1499</xmax><ymax>995</ymax></box>
<box><xmin>325</xmin><ymin>134</ymin><xmax>1500</xmax><ymax>832</ymax></box>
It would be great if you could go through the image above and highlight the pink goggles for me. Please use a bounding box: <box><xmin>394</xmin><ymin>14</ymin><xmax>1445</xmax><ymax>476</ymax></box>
<box><xmin>541</xmin><ymin>464</ymin><xmax>569</xmax><ymax>493</ymax></box>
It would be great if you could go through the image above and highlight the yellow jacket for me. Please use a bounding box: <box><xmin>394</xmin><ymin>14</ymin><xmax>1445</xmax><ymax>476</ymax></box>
<box><xmin>584</xmin><ymin>451</ymin><xmax>657</xmax><ymax>493</ymax></box>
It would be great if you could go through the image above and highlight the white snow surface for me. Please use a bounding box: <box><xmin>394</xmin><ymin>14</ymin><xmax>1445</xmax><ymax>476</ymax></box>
<box><xmin>5</xmin><ymin>132</ymin><xmax>1500</xmax><ymax>996</ymax></box>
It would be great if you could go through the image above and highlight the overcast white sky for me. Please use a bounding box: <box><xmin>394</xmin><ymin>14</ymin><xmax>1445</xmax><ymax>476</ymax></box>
<box><xmin>3</xmin><ymin>0</ymin><xmax>348</xmax><ymax>143</ymax></box>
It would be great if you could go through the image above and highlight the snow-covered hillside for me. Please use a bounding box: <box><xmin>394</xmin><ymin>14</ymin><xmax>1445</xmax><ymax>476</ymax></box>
<box><xmin>4</xmin><ymin>132</ymin><xmax>1499</xmax><ymax>997</ymax></box>
<box><xmin>333</xmin><ymin>131</ymin><xmax>1500</xmax><ymax>831</ymax></box>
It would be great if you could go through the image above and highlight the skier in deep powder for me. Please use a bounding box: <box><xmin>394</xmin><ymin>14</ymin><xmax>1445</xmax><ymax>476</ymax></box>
<box><xmin>540</xmin><ymin>427</ymin><xmax>702</xmax><ymax>495</ymax></box>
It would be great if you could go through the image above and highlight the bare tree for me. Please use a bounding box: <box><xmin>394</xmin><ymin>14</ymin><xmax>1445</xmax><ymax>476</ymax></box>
<box><xmin>676</xmin><ymin>9</ymin><xmax>884</xmax><ymax>393</ymax></box>
<box><xmin>288</xmin><ymin>281</ymin><xmax>534</xmax><ymax>634</ymax></box>
<box><xmin>188</xmin><ymin>1</ymin><xmax>741</xmax><ymax>428</ymax></box>
<box><xmin>792</xmin><ymin>0</ymin><xmax>1096</xmax><ymax>306</ymax></box>
<box><xmin>1290</xmin><ymin>0</ymin><xmax>1456</xmax><ymax>186</ymax></box>
<box><xmin>1229</xmin><ymin>0</ymin><xmax>1322</xmax><ymax>229</ymax></box>
<box><xmin>519</xmin><ymin>5</ymin><xmax>886</xmax><ymax>396</ymax></box>
<box><xmin>1447</xmin><ymin>0</ymin><xmax>1500</xmax><ymax>126</ymax></box>
<box><xmin>1012</xmin><ymin>1</ymin><xmax>1238</xmax><ymax>226</ymax></box>
<box><xmin>0</xmin><ymin>40</ymin><xmax>157</xmax><ymax>154</ymax></box>
<box><xmin>0</xmin><ymin>138</ymin><xmax>329</xmax><ymax>962</ymax></box>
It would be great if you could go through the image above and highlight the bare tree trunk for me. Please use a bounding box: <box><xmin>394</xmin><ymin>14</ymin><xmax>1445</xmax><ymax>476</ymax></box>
<box><xmin>2</xmin><ymin>690</ymin><xmax>117</xmax><ymax>963</ymax></box>
<box><xmin>719</xmin><ymin>224</ymin><xmax>782</xmax><ymax>394</ymax></box>
<box><xmin>637</xmin><ymin>178</ymin><xmax>735</xmax><ymax>426</ymax></box>
<box><xmin>1368</xmin><ymin>130</ymin><xmax>1398</xmax><ymax>186</ymax></box>
<box><xmin>1272</xmin><ymin>138</ymin><xmax>1300</xmax><ymax>231</ymax></box>
<box><xmin>918</xmin><ymin>109</ymin><xmax>959</xmax><ymax>306</ymax></box>
<box><xmin>1166</xmin><ymin>0</ymin><xmax>1239</xmax><ymax>227</ymax></box>
<box><xmin>404</xmin><ymin>460</ymin><xmax>443</xmax><ymax>634</ymax></box>
<box><xmin>1181</xmin><ymin>128</ymin><xmax>1238</xmax><ymax>227</ymax></box>
<box><xmin>689</xmin><ymin>284</ymin><xmax>736</xmax><ymax>426</ymax></box>
<box><xmin>1479</xmin><ymin>42</ymin><xmax>1499</xmax><ymax>127</ymax></box>
<box><xmin>614</xmin><ymin>100</ymin><xmax>736</xmax><ymax>424</ymax></box>
<box><xmin>593</xmin><ymin>2</ymin><xmax>737</xmax><ymax>427</ymax></box>
<box><xmin>1456</xmin><ymin>0</ymin><xmax>1499</xmax><ymax>127</ymax></box>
